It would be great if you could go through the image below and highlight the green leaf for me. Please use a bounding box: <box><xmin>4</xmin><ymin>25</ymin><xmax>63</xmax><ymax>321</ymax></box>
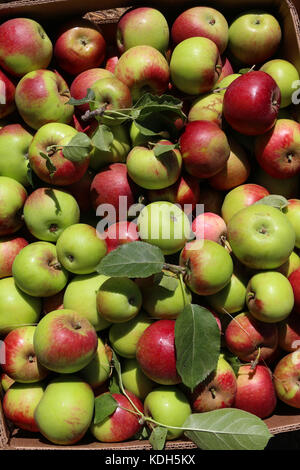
<box><xmin>94</xmin><ymin>393</ymin><xmax>118</xmax><ymax>425</ymax></box>
<box><xmin>26</xmin><ymin>162</ymin><xmax>35</xmax><ymax>188</ymax></box>
<box><xmin>62</xmin><ymin>132</ymin><xmax>92</xmax><ymax>162</ymax></box>
<box><xmin>175</xmin><ymin>304</ymin><xmax>221</xmax><ymax>390</ymax></box>
<box><xmin>92</xmin><ymin>124</ymin><xmax>114</xmax><ymax>152</ymax></box>
<box><xmin>153</xmin><ymin>272</ymin><xmax>178</xmax><ymax>292</ymax></box>
<box><xmin>67</xmin><ymin>87</ymin><xmax>95</xmax><ymax>106</ymax></box>
<box><xmin>153</xmin><ymin>143</ymin><xmax>178</xmax><ymax>158</ymax></box>
<box><xmin>183</xmin><ymin>409</ymin><xmax>273</xmax><ymax>450</ymax></box>
<box><xmin>44</xmin><ymin>188</ymin><xmax>61</xmax><ymax>214</ymax></box>
<box><xmin>133</xmin><ymin>120</ymin><xmax>165</xmax><ymax>138</ymax></box>
<box><xmin>254</xmin><ymin>194</ymin><xmax>289</xmax><ymax>211</ymax></box>
<box><xmin>133</xmin><ymin>93</ymin><xmax>185</xmax><ymax>119</ymax></box>
<box><xmin>149</xmin><ymin>426</ymin><xmax>168</xmax><ymax>450</ymax></box>
<box><xmin>97</xmin><ymin>241</ymin><xmax>165</xmax><ymax>278</ymax></box>
<box><xmin>133</xmin><ymin>426</ymin><xmax>151</xmax><ymax>440</ymax></box>
<box><xmin>39</xmin><ymin>151</ymin><xmax>57</xmax><ymax>178</ymax></box>
<box><xmin>109</xmin><ymin>371</ymin><xmax>121</xmax><ymax>394</ymax></box>
<box><xmin>222</xmin><ymin>350</ymin><xmax>242</xmax><ymax>377</ymax></box>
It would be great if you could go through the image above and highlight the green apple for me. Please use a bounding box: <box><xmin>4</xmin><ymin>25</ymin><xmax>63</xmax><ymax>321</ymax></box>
<box><xmin>137</xmin><ymin>201</ymin><xmax>192</xmax><ymax>255</ymax></box>
<box><xmin>109</xmin><ymin>310</ymin><xmax>152</xmax><ymax>358</ymax></box>
<box><xmin>0</xmin><ymin>277</ymin><xmax>41</xmax><ymax>335</ymax></box>
<box><xmin>188</xmin><ymin>92</ymin><xmax>224</xmax><ymax>126</ymax></box>
<box><xmin>80</xmin><ymin>338</ymin><xmax>112</xmax><ymax>390</ymax></box>
<box><xmin>144</xmin><ymin>386</ymin><xmax>192</xmax><ymax>440</ymax></box>
<box><xmin>0</xmin><ymin>124</ymin><xmax>32</xmax><ymax>186</ymax></box>
<box><xmin>260</xmin><ymin>59</ymin><xmax>300</xmax><ymax>108</ymax></box>
<box><xmin>89</xmin><ymin>124</ymin><xmax>131</xmax><ymax>171</ymax></box>
<box><xmin>273</xmin><ymin>350</ymin><xmax>300</xmax><ymax>408</ymax></box>
<box><xmin>213</xmin><ymin>73</ymin><xmax>241</xmax><ymax>94</ymax></box>
<box><xmin>170</xmin><ymin>37</ymin><xmax>221</xmax><ymax>95</ymax></box>
<box><xmin>56</xmin><ymin>223</ymin><xmax>107</xmax><ymax>275</ymax></box>
<box><xmin>34</xmin><ymin>375</ymin><xmax>94</xmax><ymax>445</ymax></box>
<box><xmin>136</xmin><ymin>270</ymin><xmax>192</xmax><ymax>319</ymax></box>
<box><xmin>0</xmin><ymin>373</ymin><xmax>14</xmax><ymax>392</ymax></box>
<box><xmin>23</xmin><ymin>187</ymin><xmax>80</xmax><ymax>242</ymax></box>
<box><xmin>63</xmin><ymin>273</ymin><xmax>111</xmax><ymax>331</ymax></box>
<box><xmin>0</xmin><ymin>176</ymin><xmax>27</xmax><ymax>236</ymax></box>
<box><xmin>246</xmin><ymin>271</ymin><xmax>294</xmax><ymax>323</ymax></box>
<box><xmin>284</xmin><ymin>199</ymin><xmax>300</xmax><ymax>249</ymax></box>
<box><xmin>228</xmin><ymin>11</ymin><xmax>282</xmax><ymax>65</ymax></box>
<box><xmin>12</xmin><ymin>241</ymin><xmax>69</xmax><ymax>297</ymax></box>
<box><xmin>221</xmin><ymin>183</ymin><xmax>269</xmax><ymax>224</ymax></box>
<box><xmin>121</xmin><ymin>358</ymin><xmax>155</xmax><ymax>400</ymax></box>
<box><xmin>207</xmin><ymin>272</ymin><xmax>247</xmax><ymax>315</ymax></box>
<box><xmin>278</xmin><ymin>251</ymin><xmax>300</xmax><ymax>277</ymax></box>
<box><xmin>96</xmin><ymin>277</ymin><xmax>142</xmax><ymax>323</ymax></box>
<box><xmin>227</xmin><ymin>204</ymin><xmax>296</xmax><ymax>270</ymax></box>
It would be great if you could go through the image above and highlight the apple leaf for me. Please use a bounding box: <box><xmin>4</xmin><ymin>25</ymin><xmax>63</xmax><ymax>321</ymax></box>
<box><xmin>109</xmin><ymin>371</ymin><xmax>121</xmax><ymax>394</ymax></box>
<box><xmin>133</xmin><ymin>426</ymin><xmax>151</xmax><ymax>440</ymax></box>
<box><xmin>94</xmin><ymin>393</ymin><xmax>119</xmax><ymax>425</ymax></box>
<box><xmin>254</xmin><ymin>194</ymin><xmax>289</xmax><ymax>211</ymax></box>
<box><xmin>133</xmin><ymin>93</ymin><xmax>186</xmax><ymax>121</ymax></box>
<box><xmin>133</xmin><ymin>120</ymin><xmax>166</xmax><ymax>138</ymax></box>
<box><xmin>92</xmin><ymin>124</ymin><xmax>114</xmax><ymax>152</ymax></box>
<box><xmin>67</xmin><ymin>87</ymin><xmax>95</xmax><ymax>106</ymax></box>
<box><xmin>44</xmin><ymin>188</ymin><xmax>62</xmax><ymax>214</ymax></box>
<box><xmin>175</xmin><ymin>304</ymin><xmax>221</xmax><ymax>390</ymax></box>
<box><xmin>39</xmin><ymin>151</ymin><xmax>56</xmax><ymax>177</ymax></box>
<box><xmin>153</xmin><ymin>143</ymin><xmax>178</xmax><ymax>158</ymax></box>
<box><xmin>62</xmin><ymin>132</ymin><xmax>92</xmax><ymax>162</ymax></box>
<box><xmin>222</xmin><ymin>350</ymin><xmax>242</xmax><ymax>377</ymax></box>
<box><xmin>153</xmin><ymin>272</ymin><xmax>178</xmax><ymax>292</ymax></box>
<box><xmin>183</xmin><ymin>409</ymin><xmax>273</xmax><ymax>450</ymax></box>
<box><xmin>97</xmin><ymin>241</ymin><xmax>165</xmax><ymax>278</ymax></box>
<box><xmin>149</xmin><ymin>426</ymin><xmax>168</xmax><ymax>450</ymax></box>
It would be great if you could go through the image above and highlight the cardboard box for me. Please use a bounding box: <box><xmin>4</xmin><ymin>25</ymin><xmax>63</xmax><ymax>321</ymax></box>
<box><xmin>0</xmin><ymin>0</ymin><xmax>300</xmax><ymax>451</ymax></box>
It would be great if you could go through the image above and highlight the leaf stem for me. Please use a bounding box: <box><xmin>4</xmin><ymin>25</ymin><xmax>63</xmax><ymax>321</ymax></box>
<box><xmin>163</xmin><ymin>263</ymin><xmax>186</xmax><ymax>276</ymax></box>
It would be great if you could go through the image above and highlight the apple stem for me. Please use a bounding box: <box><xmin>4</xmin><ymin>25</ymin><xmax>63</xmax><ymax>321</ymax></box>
<box><xmin>163</xmin><ymin>263</ymin><xmax>186</xmax><ymax>276</ymax></box>
<box><xmin>213</xmin><ymin>86</ymin><xmax>228</xmax><ymax>94</ymax></box>
<box><xmin>81</xmin><ymin>103</ymin><xmax>108</xmax><ymax>122</ymax></box>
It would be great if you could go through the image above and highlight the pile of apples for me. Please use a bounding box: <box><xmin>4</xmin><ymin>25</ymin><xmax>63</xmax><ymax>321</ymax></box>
<box><xmin>0</xmin><ymin>4</ymin><xmax>300</xmax><ymax>449</ymax></box>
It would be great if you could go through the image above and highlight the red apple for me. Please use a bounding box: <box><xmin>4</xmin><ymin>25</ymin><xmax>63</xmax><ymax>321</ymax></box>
<box><xmin>0</xmin><ymin>69</ymin><xmax>16</xmax><ymax>118</ymax></box>
<box><xmin>136</xmin><ymin>319</ymin><xmax>181</xmax><ymax>385</ymax></box>
<box><xmin>179</xmin><ymin>120</ymin><xmax>230</xmax><ymax>179</ymax></box>
<box><xmin>221</xmin><ymin>183</ymin><xmax>269</xmax><ymax>224</ymax></box>
<box><xmin>0</xmin><ymin>235</ymin><xmax>28</xmax><ymax>278</ymax></box>
<box><xmin>192</xmin><ymin>212</ymin><xmax>227</xmax><ymax>245</ymax></box>
<box><xmin>105</xmin><ymin>55</ymin><xmax>119</xmax><ymax>74</ymax></box>
<box><xmin>278</xmin><ymin>311</ymin><xmax>300</xmax><ymax>352</ymax></box>
<box><xmin>70</xmin><ymin>68</ymin><xmax>114</xmax><ymax>114</ymax></box>
<box><xmin>54</xmin><ymin>19</ymin><xmax>106</xmax><ymax>76</ymax></box>
<box><xmin>255</xmin><ymin>119</ymin><xmax>300</xmax><ymax>179</ymax></box>
<box><xmin>223</xmin><ymin>71</ymin><xmax>281</xmax><ymax>136</ymax></box>
<box><xmin>289</xmin><ymin>268</ymin><xmax>300</xmax><ymax>314</ymax></box>
<box><xmin>234</xmin><ymin>364</ymin><xmax>277</xmax><ymax>418</ymax></box>
<box><xmin>102</xmin><ymin>221</ymin><xmax>139</xmax><ymax>254</ymax></box>
<box><xmin>274</xmin><ymin>351</ymin><xmax>300</xmax><ymax>408</ymax></box>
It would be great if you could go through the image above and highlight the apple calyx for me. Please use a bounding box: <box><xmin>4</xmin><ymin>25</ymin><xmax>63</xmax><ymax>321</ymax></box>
<box><xmin>47</xmin><ymin>259</ymin><xmax>63</xmax><ymax>270</ymax></box>
<box><xmin>28</xmin><ymin>354</ymin><xmax>35</xmax><ymax>363</ymax></box>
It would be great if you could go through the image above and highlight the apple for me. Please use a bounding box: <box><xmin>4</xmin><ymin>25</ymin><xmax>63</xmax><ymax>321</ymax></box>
<box><xmin>54</xmin><ymin>19</ymin><xmax>106</xmax><ymax>76</ymax></box>
<box><xmin>254</xmin><ymin>166</ymin><xmax>300</xmax><ymax>199</ymax></box>
<box><xmin>278</xmin><ymin>311</ymin><xmax>300</xmax><ymax>353</ymax></box>
<box><xmin>170</xmin><ymin>37</ymin><xmax>221</xmax><ymax>95</ymax></box>
<box><xmin>207</xmin><ymin>272</ymin><xmax>247</xmax><ymax>315</ymax></box>
<box><xmin>0</xmin><ymin>18</ymin><xmax>52</xmax><ymax>77</ymax></box>
<box><xmin>147</xmin><ymin>173</ymin><xmax>200</xmax><ymax>214</ymax></box>
<box><xmin>63</xmin><ymin>273</ymin><xmax>111</xmax><ymax>331</ymax></box>
<box><xmin>115</xmin><ymin>45</ymin><xmax>170</xmax><ymax>102</ymax></box>
<box><xmin>208</xmin><ymin>137</ymin><xmax>251</xmax><ymax>191</ymax></box>
<box><xmin>0</xmin><ymin>277</ymin><xmax>41</xmax><ymax>335</ymax></box>
<box><xmin>121</xmin><ymin>358</ymin><xmax>155</xmax><ymax>400</ymax></box>
<box><xmin>260</xmin><ymin>59</ymin><xmax>300</xmax><ymax>108</ymax></box>
<box><xmin>179</xmin><ymin>120</ymin><xmax>230</xmax><ymax>179</ymax></box>
<box><xmin>273</xmin><ymin>350</ymin><xmax>300</xmax><ymax>408</ymax></box>
<box><xmin>3</xmin><ymin>382</ymin><xmax>45</xmax><ymax>432</ymax></box>
<box><xmin>225</xmin><ymin>312</ymin><xmax>279</xmax><ymax>363</ymax></box>
<box><xmin>2</xmin><ymin>326</ymin><xmax>49</xmax><ymax>383</ymax></box>
<box><xmin>228</xmin><ymin>11</ymin><xmax>282</xmax><ymax>65</ymax></box>
<box><xmin>136</xmin><ymin>270</ymin><xmax>192</xmax><ymax>320</ymax></box>
<box><xmin>288</xmin><ymin>268</ymin><xmax>300</xmax><ymax>314</ymax></box>
<box><xmin>89</xmin><ymin>124</ymin><xmax>131</xmax><ymax>171</ymax></box>
<box><xmin>90</xmin><ymin>391</ymin><xmax>144</xmax><ymax>443</ymax></box>
<box><xmin>136</xmin><ymin>319</ymin><xmax>181</xmax><ymax>385</ymax></box>
<box><xmin>234</xmin><ymin>364</ymin><xmax>277</xmax><ymax>418</ymax></box>
<box><xmin>56</xmin><ymin>223</ymin><xmax>107</xmax><ymax>275</ymax></box>
<box><xmin>246</xmin><ymin>271</ymin><xmax>294</xmax><ymax>323</ymax></box>
<box><xmin>35</xmin><ymin>375</ymin><xmax>94</xmax><ymax>445</ymax></box>
<box><xmin>23</xmin><ymin>187</ymin><xmax>80</xmax><ymax>242</ymax></box>
<box><xmin>67</xmin><ymin>169</ymin><xmax>94</xmax><ymax>213</ymax></box>
<box><xmin>0</xmin><ymin>176</ymin><xmax>27</xmax><ymax>236</ymax></box>
<box><xmin>0</xmin><ymin>373</ymin><xmax>14</xmax><ymax>392</ymax></box>
<box><xmin>0</xmin><ymin>235</ymin><xmax>28</xmax><ymax>278</ymax></box>
<box><xmin>144</xmin><ymin>386</ymin><xmax>191</xmax><ymax>440</ymax></box>
<box><xmin>80</xmin><ymin>338</ymin><xmax>112</xmax><ymax>390</ymax></box>
<box><xmin>227</xmin><ymin>204</ymin><xmax>296</xmax><ymax>270</ymax></box>
<box><xmin>223</xmin><ymin>71</ymin><xmax>281</xmax><ymax>136</ymax></box>
<box><xmin>188</xmin><ymin>92</ymin><xmax>224</xmax><ymax>127</ymax></box>
<box><xmin>214</xmin><ymin>73</ymin><xmax>241</xmax><ymax>93</ymax></box>
<box><xmin>171</xmin><ymin>6</ymin><xmax>228</xmax><ymax>54</ymax></box>
<box><xmin>116</xmin><ymin>7</ymin><xmax>169</xmax><ymax>54</ymax></box>
<box><xmin>255</xmin><ymin>119</ymin><xmax>300</xmax><ymax>179</ymax></box>
<box><xmin>180</xmin><ymin>239</ymin><xmax>233</xmax><ymax>296</ymax></box>
<box><xmin>12</xmin><ymin>241</ymin><xmax>69</xmax><ymax>297</ymax></box>
<box><xmin>105</xmin><ymin>55</ymin><xmax>119</xmax><ymax>74</ymax></box>
<box><xmin>216</xmin><ymin>56</ymin><xmax>234</xmax><ymax>83</ymax></box>
<box><xmin>0</xmin><ymin>124</ymin><xmax>32</xmax><ymax>186</ymax></box>
<box><xmin>70</xmin><ymin>68</ymin><xmax>114</xmax><ymax>114</ymax></box>
<box><xmin>192</xmin><ymin>212</ymin><xmax>227</xmax><ymax>245</ymax></box>
<box><xmin>102</xmin><ymin>221</ymin><xmax>139</xmax><ymax>254</ymax></box>
<box><xmin>15</xmin><ymin>69</ymin><xmax>74</xmax><ymax>130</ymax></box>
<box><xmin>0</xmin><ymin>69</ymin><xmax>16</xmax><ymax>118</ymax></box>
<box><xmin>109</xmin><ymin>310</ymin><xmax>153</xmax><ymax>358</ymax></box>
<box><xmin>199</xmin><ymin>185</ymin><xmax>224</xmax><ymax>215</ymax></box>
<box><xmin>137</xmin><ymin>201</ymin><xmax>191</xmax><ymax>256</ymax></box>
<box><xmin>221</xmin><ymin>183</ymin><xmax>269</xmax><ymax>224</ymax></box>
<box><xmin>43</xmin><ymin>289</ymin><xmax>65</xmax><ymax>315</ymax></box>
<box><xmin>278</xmin><ymin>251</ymin><xmax>300</xmax><ymax>278</ymax></box>
<box><xmin>284</xmin><ymin>199</ymin><xmax>300</xmax><ymax>249</ymax></box>
<box><xmin>127</xmin><ymin>140</ymin><xmax>182</xmax><ymax>190</ymax></box>
<box><xmin>34</xmin><ymin>309</ymin><xmax>98</xmax><ymax>374</ymax></box>
<box><xmin>190</xmin><ymin>354</ymin><xmax>237</xmax><ymax>412</ymax></box>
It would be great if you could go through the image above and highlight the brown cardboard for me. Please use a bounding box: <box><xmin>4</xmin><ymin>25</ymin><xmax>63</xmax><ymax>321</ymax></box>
<box><xmin>0</xmin><ymin>0</ymin><xmax>300</xmax><ymax>451</ymax></box>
